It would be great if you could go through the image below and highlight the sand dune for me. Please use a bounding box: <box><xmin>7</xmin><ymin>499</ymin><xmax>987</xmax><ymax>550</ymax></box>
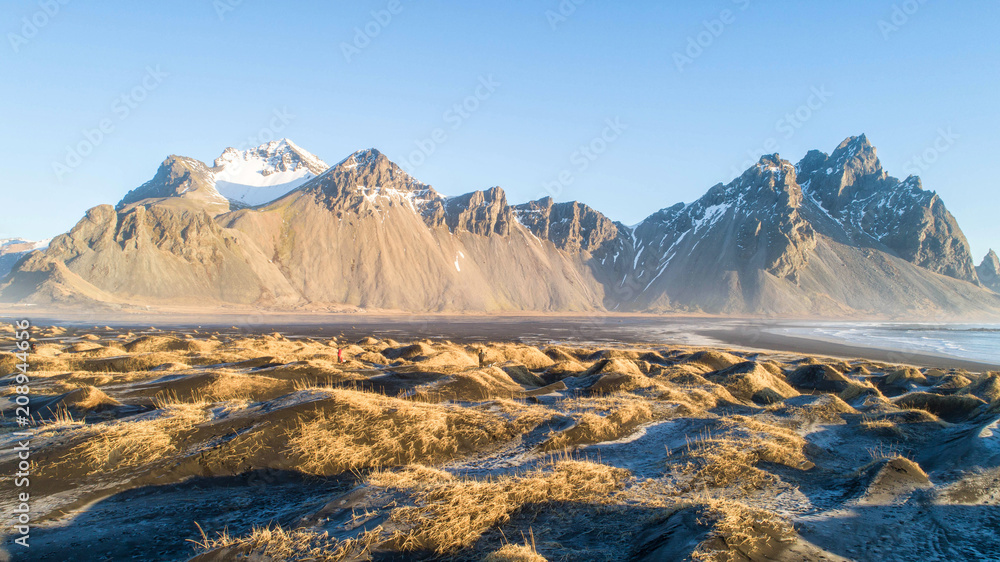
<box><xmin>1</xmin><ymin>325</ymin><xmax>998</xmax><ymax>560</ymax></box>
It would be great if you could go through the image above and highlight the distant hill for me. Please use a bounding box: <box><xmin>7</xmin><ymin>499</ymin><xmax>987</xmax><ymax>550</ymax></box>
<box><xmin>0</xmin><ymin>238</ymin><xmax>49</xmax><ymax>279</ymax></box>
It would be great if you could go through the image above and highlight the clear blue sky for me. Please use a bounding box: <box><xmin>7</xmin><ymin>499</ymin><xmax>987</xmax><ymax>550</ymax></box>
<box><xmin>2</xmin><ymin>0</ymin><xmax>998</xmax><ymax>260</ymax></box>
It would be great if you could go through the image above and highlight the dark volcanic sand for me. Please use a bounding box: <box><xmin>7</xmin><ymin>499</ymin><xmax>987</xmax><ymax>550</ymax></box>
<box><xmin>6</xmin><ymin>311</ymin><xmax>998</xmax><ymax>372</ymax></box>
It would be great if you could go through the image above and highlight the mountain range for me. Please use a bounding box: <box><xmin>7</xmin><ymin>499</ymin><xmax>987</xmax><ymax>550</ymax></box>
<box><xmin>2</xmin><ymin>135</ymin><xmax>999</xmax><ymax>318</ymax></box>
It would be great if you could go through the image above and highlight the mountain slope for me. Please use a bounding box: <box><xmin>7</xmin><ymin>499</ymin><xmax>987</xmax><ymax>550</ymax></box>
<box><xmin>606</xmin><ymin>148</ymin><xmax>998</xmax><ymax>317</ymax></box>
<box><xmin>796</xmin><ymin>135</ymin><xmax>978</xmax><ymax>284</ymax></box>
<box><xmin>4</xmin><ymin>202</ymin><xmax>299</xmax><ymax>306</ymax></box>
<box><xmin>0</xmin><ymin>239</ymin><xmax>50</xmax><ymax>279</ymax></box>
<box><xmin>220</xmin><ymin>150</ymin><xmax>605</xmax><ymax>311</ymax></box>
<box><xmin>618</xmin><ymin>156</ymin><xmax>817</xmax><ymax>313</ymax></box>
<box><xmin>3</xmin><ymin>136</ymin><xmax>999</xmax><ymax>318</ymax></box>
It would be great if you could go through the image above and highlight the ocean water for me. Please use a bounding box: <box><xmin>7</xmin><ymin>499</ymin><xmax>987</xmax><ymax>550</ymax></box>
<box><xmin>772</xmin><ymin>322</ymin><xmax>1000</xmax><ymax>366</ymax></box>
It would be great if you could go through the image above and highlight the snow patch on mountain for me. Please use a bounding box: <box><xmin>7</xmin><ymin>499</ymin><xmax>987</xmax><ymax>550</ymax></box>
<box><xmin>1</xmin><ymin>238</ymin><xmax>51</xmax><ymax>251</ymax></box>
<box><xmin>0</xmin><ymin>238</ymin><xmax>51</xmax><ymax>278</ymax></box>
<box><xmin>213</xmin><ymin>139</ymin><xmax>329</xmax><ymax>206</ymax></box>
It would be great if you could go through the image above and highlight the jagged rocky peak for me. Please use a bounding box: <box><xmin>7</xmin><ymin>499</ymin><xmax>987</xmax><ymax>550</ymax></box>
<box><xmin>421</xmin><ymin>186</ymin><xmax>512</xmax><ymax>236</ymax></box>
<box><xmin>625</xmin><ymin>153</ymin><xmax>817</xmax><ymax>289</ymax></box>
<box><xmin>728</xmin><ymin>155</ymin><xmax>815</xmax><ymax>279</ymax></box>
<box><xmin>978</xmin><ymin>250</ymin><xmax>1000</xmax><ymax>292</ymax></box>
<box><xmin>797</xmin><ymin>134</ymin><xmax>892</xmax><ymax>212</ymax></box>
<box><xmin>117</xmin><ymin>155</ymin><xmax>228</xmax><ymax>211</ymax></box>
<box><xmin>795</xmin><ymin>134</ymin><xmax>978</xmax><ymax>284</ymax></box>
<box><xmin>514</xmin><ymin>197</ymin><xmax>619</xmax><ymax>253</ymax></box>
<box><xmin>982</xmin><ymin>249</ymin><xmax>1000</xmax><ymax>270</ymax></box>
<box><xmin>731</xmin><ymin>154</ymin><xmax>803</xmax><ymax>206</ymax></box>
<box><xmin>313</xmin><ymin>148</ymin><xmax>436</xmax><ymax>201</ymax></box>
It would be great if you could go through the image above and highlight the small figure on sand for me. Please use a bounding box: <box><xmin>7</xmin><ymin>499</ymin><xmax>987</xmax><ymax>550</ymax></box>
<box><xmin>478</xmin><ymin>347</ymin><xmax>487</xmax><ymax>368</ymax></box>
<box><xmin>338</xmin><ymin>348</ymin><xmax>345</xmax><ymax>363</ymax></box>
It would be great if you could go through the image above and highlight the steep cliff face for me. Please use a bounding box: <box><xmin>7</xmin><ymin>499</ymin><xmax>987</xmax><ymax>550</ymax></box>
<box><xmin>117</xmin><ymin>156</ymin><xmax>229</xmax><ymax>214</ymax></box>
<box><xmin>4</xmin><ymin>201</ymin><xmax>298</xmax><ymax>306</ymax></box>
<box><xmin>434</xmin><ymin>187</ymin><xmax>513</xmax><ymax>237</ymax></box>
<box><xmin>797</xmin><ymin>135</ymin><xmax>979</xmax><ymax>284</ymax></box>
<box><xmin>514</xmin><ymin>197</ymin><xmax>620</xmax><ymax>254</ymax></box>
<box><xmin>978</xmin><ymin>250</ymin><xmax>1000</xmax><ymax>293</ymax></box>
<box><xmin>615</xmin><ymin>155</ymin><xmax>818</xmax><ymax>313</ymax></box>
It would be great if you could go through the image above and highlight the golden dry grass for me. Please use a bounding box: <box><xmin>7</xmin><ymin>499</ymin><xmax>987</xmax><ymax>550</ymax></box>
<box><xmin>191</xmin><ymin>523</ymin><xmax>383</xmax><ymax>561</ymax></box>
<box><xmin>768</xmin><ymin>395</ymin><xmax>856</xmax><ymax>424</ymax></box>
<box><xmin>414</xmin><ymin>367</ymin><xmax>527</xmax><ymax>402</ymax></box>
<box><xmin>483</xmin><ymin>542</ymin><xmax>548</xmax><ymax>562</ymax></box>
<box><xmin>286</xmin><ymin>388</ymin><xmax>515</xmax><ymax>475</ymax></box>
<box><xmin>43</xmin><ymin>406</ymin><xmax>86</xmax><ymax>430</ymax></box>
<box><xmin>489</xmin><ymin>399</ymin><xmax>557</xmax><ymax>433</ymax></box>
<box><xmin>66</xmin><ymin>386</ymin><xmax>119</xmax><ymax>410</ymax></box>
<box><xmin>64</xmin><ymin>401</ymin><xmax>208</xmax><ymax>473</ymax></box>
<box><xmin>11</xmin><ymin>327</ymin><xmax>995</xmax><ymax>561</ymax></box>
<box><xmin>369</xmin><ymin>460</ymin><xmax>630</xmax><ymax>554</ymax></box>
<box><xmin>860</xmin><ymin>414</ymin><xmax>905</xmax><ymax>438</ymax></box>
<box><xmin>202</xmin><ymin>372</ymin><xmax>287</xmax><ymax>401</ymax></box>
<box><xmin>691</xmin><ymin>500</ymin><xmax>795</xmax><ymax>562</ymax></box>
<box><xmin>674</xmin><ymin>415</ymin><xmax>809</xmax><ymax>492</ymax></box>
<box><xmin>540</xmin><ymin>401</ymin><xmax>654</xmax><ymax>451</ymax></box>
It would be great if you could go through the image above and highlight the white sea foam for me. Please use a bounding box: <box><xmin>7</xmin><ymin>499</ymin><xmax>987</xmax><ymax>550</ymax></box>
<box><xmin>772</xmin><ymin>323</ymin><xmax>1000</xmax><ymax>365</ymax></box>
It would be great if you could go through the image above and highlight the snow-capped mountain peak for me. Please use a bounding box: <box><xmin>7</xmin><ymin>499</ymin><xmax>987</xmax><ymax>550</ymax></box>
<box><xmin>213</xmin><ymin>139</ymin><xmax>330</xmax><ymax>206</ymax></box>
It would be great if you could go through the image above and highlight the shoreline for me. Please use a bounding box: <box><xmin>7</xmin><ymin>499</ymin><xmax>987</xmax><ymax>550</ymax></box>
<box><xmin>700</xmin><ymin>328</ymin><xmax>1000</xmax><ymax>372</ymax></box>
<box><xmin>2</xmin><ymin>308</ymin><xmax>997</xmax><ymax>372</ymax></box>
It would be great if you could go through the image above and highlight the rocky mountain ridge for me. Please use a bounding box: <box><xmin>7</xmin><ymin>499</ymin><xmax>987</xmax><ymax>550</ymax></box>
<box><xmin>118</xmin><ymin>139</ymin><xmax>328</xmax><ymax>212</ymax></box>
<box><xmin>0</xmin><ymin>238</ymin><xmax>50</xmax><ymax>279</ymax></box>
<box><xmin>797</xmin><ymin>135</ymin><xmax>978</xmax><ymax>283</ymax></box>
<box><xmin>2</xmin><ymin>136</ymin><xmax>997</xmax><ymax>318</ymax></box>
